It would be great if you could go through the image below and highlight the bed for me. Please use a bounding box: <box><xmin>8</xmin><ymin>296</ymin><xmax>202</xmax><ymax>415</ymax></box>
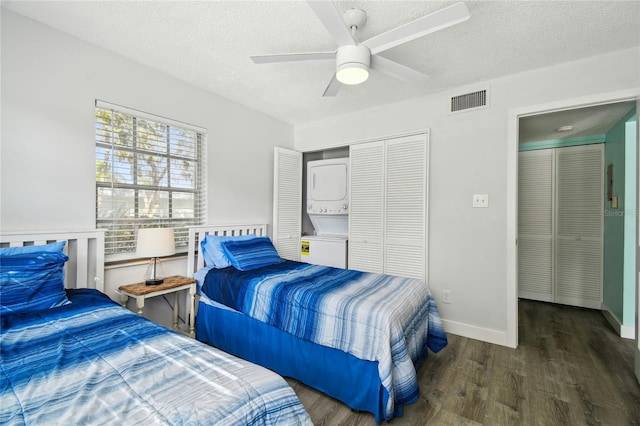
<box><xmin>187</xmin><ymin>224</ymin><xmax>448</xmax><ymax>423</ymax></box>
<box><xmin>0</xmin><ymin>230</ymin><xmax>311</xmax><ymax>425</ymax></box>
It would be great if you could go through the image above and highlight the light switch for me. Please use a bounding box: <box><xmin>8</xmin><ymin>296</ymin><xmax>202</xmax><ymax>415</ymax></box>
<box><xmin>473</xmin><ymin>194</ymin><xmax>489</xmax><ymax>208</ymax></box>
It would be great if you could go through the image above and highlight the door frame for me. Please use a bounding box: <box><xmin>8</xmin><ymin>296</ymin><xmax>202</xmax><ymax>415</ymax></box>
<box><xmin>635</xmin><ymin>98</ymin><xmax>640</xmax><ymax>384</ymax></box>
<box><xmin>506</xmin><ymin>88</ymin><xmax>640</xmax><ymax>348</ymax></box>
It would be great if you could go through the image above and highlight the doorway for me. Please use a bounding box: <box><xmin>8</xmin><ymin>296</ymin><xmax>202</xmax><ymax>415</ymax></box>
<box><xmin>518</xmin><ymin>101</ymin><xmax>636</xmax><ymax>320</ymax></box>
<box><xmin>506</xmin><ymin>89</ymin><xmax>639</xmax><ymax>348</ymax></box>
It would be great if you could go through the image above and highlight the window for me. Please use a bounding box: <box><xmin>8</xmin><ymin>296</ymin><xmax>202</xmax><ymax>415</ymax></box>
<box><xmin>95</xmin><ymin>100</ymin><xmax>206</xmax><ymax>259</ymax></box>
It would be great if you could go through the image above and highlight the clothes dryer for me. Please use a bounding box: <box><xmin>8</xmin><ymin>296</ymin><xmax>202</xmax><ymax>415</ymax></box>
<box><xmin>304</xmin><ymin>158</ymin><xmax>349</xmax><ymax>268</ymax></box>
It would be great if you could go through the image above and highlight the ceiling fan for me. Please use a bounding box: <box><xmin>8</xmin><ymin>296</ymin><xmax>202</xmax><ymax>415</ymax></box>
<box><xmin>250</xmin><ymin>1</ymin><xmax>470</xmax><ymax>97</ymax></box>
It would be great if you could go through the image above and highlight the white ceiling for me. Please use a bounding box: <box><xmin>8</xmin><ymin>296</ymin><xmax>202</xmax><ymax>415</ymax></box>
<box><xmin>3</xmin><ymin>0</ymin><xmax>640</xmax><ymax>129</ymax></box>
<box><xmin>519</xmin><ymin>101</ymin><xmax>636</xmax><ymax>144</ymax></box>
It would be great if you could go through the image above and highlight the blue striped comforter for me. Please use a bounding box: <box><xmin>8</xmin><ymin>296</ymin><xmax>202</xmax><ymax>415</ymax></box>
<box><xmin>202</xmin><ymin>261</ymin><xmax>448</xmax><ymax>419</ymax></box>
<box><xmin>0</xmin><ymin>289</ymin><xmax>311</xmax><ymax>426</ymax></box>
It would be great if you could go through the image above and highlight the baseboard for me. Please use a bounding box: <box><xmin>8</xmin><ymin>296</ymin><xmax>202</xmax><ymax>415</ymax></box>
<box><xmin>620</xmin><ymin>324</ymin><xmax>635</xmax><ymax>340</ymax></box>
<box><xmin>440</xmin><ymin>319</ymin><xmax>510</xmax><ymax>347</ymax></box>
<box><xmin>601</xmin><ymin>304</ymin><xmax>635</xmax><ymax>340</ymax></box>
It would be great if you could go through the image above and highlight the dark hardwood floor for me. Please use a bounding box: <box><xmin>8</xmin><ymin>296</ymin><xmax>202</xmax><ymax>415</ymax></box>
<box><xmin>286</xmin><ymin>300</ymin><xmax>640</xmax><ymax>425</ymax></box>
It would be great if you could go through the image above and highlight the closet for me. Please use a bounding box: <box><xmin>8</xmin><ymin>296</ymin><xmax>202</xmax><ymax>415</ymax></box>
<box><xmin>273</xmin><ymin>132</ymin><xmax>428</xmax><ymax>280</ymax></box>
<box><xmin>349</xmin><ymin>133</ymin><xmax>428</xmax><ymax>280</ymax></box>
<box><xmin>273</xmin><ymin>147</ymin><xmax>302</xmax><ymax>261</ymax></box>
<box><xmin>518</xmin><ymin>144</ymin><xmax>603</xmax><ymax>309</ymax></box>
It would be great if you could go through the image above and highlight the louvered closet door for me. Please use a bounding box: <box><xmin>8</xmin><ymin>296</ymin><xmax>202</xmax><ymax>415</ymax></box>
<box><xmin>554</xmin><ymin>144</ymin><xmax>603</xmax><ymax>309</ymax></box>
<box><xmin>518</xmin><ymin>149</ymin><xmax>554</xmax><ymax>302</ymax></box>
<box><xmin>385</xmin><ymin>134</ymin><xmax>427</xmax><ymax>279</ymax></box>
<box><xmin>273</xmin><ymin>147</ymin><xmax>302</xmax><ymax>261</ymax></box>
<box><xmin>349</xmin><ymin>141</ymin><xmax>385</xmax><ymax>273</ymax></box>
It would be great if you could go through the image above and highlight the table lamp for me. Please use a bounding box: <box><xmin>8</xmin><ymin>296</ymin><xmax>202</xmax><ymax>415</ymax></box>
<box><xmin>136</xmin><ymin>228</ymin><xmax>176</xmax><ymax>285</ymax></box>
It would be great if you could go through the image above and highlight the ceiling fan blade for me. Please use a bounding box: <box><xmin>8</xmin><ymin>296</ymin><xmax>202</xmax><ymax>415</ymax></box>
<box><xmin>251</xmin><ymin>52</ymin><xmax>335</xmax><ymax>64</ymax></box>
<box><xmin>306</xmin><ymin>0</ymin><xmax>356</xmax><ymax>47</ymax></box>
<box><xmin>370</xmin><ymin>56</ymin><xmax>430</xmax><ymax>84</ymax></box>
<box><xmin>362</xmin><ymin>2</ymin><xmax>470</xmax><ymax>55</ymax></box>
<box><xmin>322</xmin><ymin>74</ymin><xmax>342</xmax><ymax>97</ymax></box>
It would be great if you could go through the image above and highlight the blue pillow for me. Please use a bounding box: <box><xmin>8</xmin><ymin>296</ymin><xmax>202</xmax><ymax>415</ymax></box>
<box><xmin>221</xmin><ymin>237</ymin><xmax>283</xmax><ymax>271</ymax></box>
<box><xmin>0</xmin><ymin>251</ymin><xmax>70</xmax><ymax>315</ymax></box>
<box><xmin>200</xmin><ymin>234</ymin><xmax>255</xmax><ymax>268</ymax></box>
<box><xmin>0</xmin><ymin>240</ymin><xmax>66</xmax><ymax>256</ymax></box>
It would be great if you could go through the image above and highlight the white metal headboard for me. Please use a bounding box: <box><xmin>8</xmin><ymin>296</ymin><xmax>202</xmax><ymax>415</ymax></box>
<box><xmin>187</xmin><ymin>224</ymin><xmax>268</xmax><ymax>276</ymax></box>
<box><xmin>0</xmin><ymin>230</ymin><xmax>105</xmax><ymax>292</ymax></box>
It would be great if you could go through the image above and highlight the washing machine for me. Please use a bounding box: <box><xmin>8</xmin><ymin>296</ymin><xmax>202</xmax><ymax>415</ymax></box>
<box><xmin>300</xmin><ymin>234</ymin><xmax>348</xmax><ymax>269</ymax></box>
<box><xmin>302</xmin><ymin>158</ymin><xmax>349</xmax><ymax>269</ymax></box>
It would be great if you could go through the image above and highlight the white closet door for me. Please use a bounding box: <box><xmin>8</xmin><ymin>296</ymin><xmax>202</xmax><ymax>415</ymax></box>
<box><xmin>349</xmin><ymin>141</ymin><xmax>385</xmax><ymax>273</ymax></box>
<box><xmin>518</xmin><ymin>149</ymin><xmax>554</xmax><ymax>302</ymax></box>
<box><xmin>554</xmin><ymin>144</ymin><xmax>603</xmax><ymax>308</ymax></box>
<box><xmin>273</xmin><ymin>147</ymin><xmax>302</xmax><ymax>261</ymax></box>
<box><xmin>385</xmin><ymin>134</ymin><xmax>427</xmax><ymax>279</ymax></box>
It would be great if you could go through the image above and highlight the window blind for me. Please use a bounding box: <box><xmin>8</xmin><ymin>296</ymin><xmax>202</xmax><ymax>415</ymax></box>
<box><xmin>95</xmin><ymin>100</ymin><xmax>207</xmax><ymax>259</ymax></box>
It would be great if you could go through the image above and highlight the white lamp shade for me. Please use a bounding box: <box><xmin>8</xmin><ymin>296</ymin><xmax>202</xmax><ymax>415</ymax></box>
<box><xmin>136</xmin><ymin>228</ymin><xmax>176</xmax><ymax>258</ymax></box>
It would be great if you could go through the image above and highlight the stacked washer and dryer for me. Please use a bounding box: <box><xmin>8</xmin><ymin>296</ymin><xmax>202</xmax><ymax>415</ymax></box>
<box><xmin>300</xmin><ymin>158</ymin><xmax>349</xmax><ymax>269</ymax></box>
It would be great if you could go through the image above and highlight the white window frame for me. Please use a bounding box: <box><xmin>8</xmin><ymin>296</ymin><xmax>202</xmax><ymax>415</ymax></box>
<box><xmin>95</xmin><ymin>100</ymin><xmax>207</xmax><ymax>260</ymax></box>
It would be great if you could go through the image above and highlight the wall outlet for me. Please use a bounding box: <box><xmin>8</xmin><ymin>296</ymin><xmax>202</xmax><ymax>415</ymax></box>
<box><xmin>442</xmin><ymin>290</ymin><xmax>452</xmax><ymax>304</ymax></box>
<box><xmin>472</xmin><ymin>194</ymin><xmax>489</xmax><ymax>208</ymax></box>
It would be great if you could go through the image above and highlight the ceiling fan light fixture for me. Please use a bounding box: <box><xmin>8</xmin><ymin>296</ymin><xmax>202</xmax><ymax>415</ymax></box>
<box><xmin>335</xmin><ymin>45</ymin><xmax>371</xmax><ymax>85</ymax></box>
<box><xmin>337</xmin><ymin>63</ymin><xmax>369</xmax><ymax>85</ymax></box>
<box><xmin>250</xmin><ymin>1</ymin><xmax>470</xmax><ymax>96</ymax></box>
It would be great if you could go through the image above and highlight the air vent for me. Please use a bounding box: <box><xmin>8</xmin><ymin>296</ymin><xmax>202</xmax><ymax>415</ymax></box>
<box><xmin>450</xmin><ymin>88</ymin><xmax>489</xmax><ymax>113</ymax></box>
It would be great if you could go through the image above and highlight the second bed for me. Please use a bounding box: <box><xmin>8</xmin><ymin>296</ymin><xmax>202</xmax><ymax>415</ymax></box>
<box><xmin>188</xmin><ymin>224</ymin><xmax>447</xmax><ymax>423</ymax></box>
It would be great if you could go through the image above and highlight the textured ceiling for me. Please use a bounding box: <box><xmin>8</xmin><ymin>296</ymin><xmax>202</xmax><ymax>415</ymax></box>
<box><xmin>519</xmin><ymin>101</ymin><xmax>636</xmax><ymax>144</ymax></box>
<box><xmin>2</xmin><ymin>0</ymin><xmax>640</xmax><ymax>128</ymax></box>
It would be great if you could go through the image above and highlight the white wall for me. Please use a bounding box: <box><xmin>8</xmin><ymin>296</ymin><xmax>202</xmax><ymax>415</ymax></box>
<box><xmin>0</xmin><ymin>10</ymin><xmax>294</xmax><ymax>327</ymax></box>
<box><xmin>295</xmin><ymin>47</ymin><xmax>640</xmax><ymax>346</ymax></box>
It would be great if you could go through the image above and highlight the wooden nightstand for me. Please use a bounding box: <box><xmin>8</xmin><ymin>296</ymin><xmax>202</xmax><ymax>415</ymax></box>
<box><xmin>119</xmin><ymin>275</ymin><xmax>197</xmax><ymax>338</ymax></box>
